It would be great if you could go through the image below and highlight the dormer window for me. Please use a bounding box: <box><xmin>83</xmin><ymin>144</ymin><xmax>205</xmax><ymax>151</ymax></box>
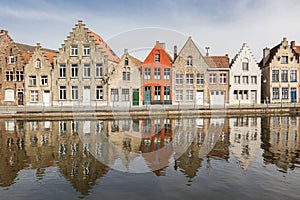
<box><xmin>71</xmin><ymin>45</ymin><xmax>78</xmax><ymax>56</ymax></box>
<box><xmin>36</xmin><ymin>59</ymin><xmax>41</xmax><ymax>68</ymax></box>
<box><xmin>187</xmin><ymin>56</ymin><xmax>192</xmax><ymax>66</ymax></box>
<box><xmin>125</xmin><ymin>57</ymin><xmax>129</xmax><ymax>66</ymax></box>
<box><xmin>83</xmin><ymin>45</ymin><xmax>90</xmax><ymax>56</ymax></box>
<box><xmin>9</xmin><ymin>56</ymin><xmax>14</xmax><ymax>64</ymax></box>
<box><xmin>281</xmin><ymin>56</ymin><xmax>288</xmax><ymax>64</ymax></box>
<box><xmin>155</xmin><ymin>53</ymin><xmax>160</xmax><ymax>62</ymax></box>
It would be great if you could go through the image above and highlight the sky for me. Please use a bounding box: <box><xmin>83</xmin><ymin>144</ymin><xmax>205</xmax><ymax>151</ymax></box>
<box><xmin>1</xmin><ymin>0</ymin><xmax>300</xmax><ymax>61</ymax></box>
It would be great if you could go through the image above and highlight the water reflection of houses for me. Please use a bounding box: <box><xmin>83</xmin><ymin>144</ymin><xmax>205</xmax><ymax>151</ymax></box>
<box><xmin>140</xmin><ymin>119</ymin><xmax>173</xmax><ymax>176</ymax></box>
<box><xmin>262</xmin><ymin>116</ymin><xmax>298</xmax><ymax>170</ymax></box>
<box><xmin>229</xmin><ymin>117</ymin><xmax>261</xmax><ymax>170</ymax></box>
<box><xmin>51</xmin><ymin>120</ymin><xmax>110</xmax><ymax>195</ymax></box>
<box><xmin>173</xmin><ymin>117</ymin><xmax>229</xmax><ymax>178</ymax></box>
<box><xmin>0</xmin><ymin>120</ymin><xmax>27</xmax><ymax>187</ymax></box>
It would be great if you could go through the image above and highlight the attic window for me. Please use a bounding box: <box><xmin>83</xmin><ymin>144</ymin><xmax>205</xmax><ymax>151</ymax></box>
<box><xmin>187</xmin><ymin>56</ymin><xmax>192</xmax><ymax>66</ymax></box>
<box><xmin>9</xmin><ymin>56</ymin><xmax>14</xmax><ymax>64</ymax></box>
<box><xmin>83</xmin><ymin>45</ymin><xmax>90</xmax><ymax>56</ymax></box>
<box><xmin>281</xmin><ymin>56</ymin><xmax>288</xmax><ymax>64</ymax></box>
<box><xmin>155</xmin><ymin>53</ymin><xmax>160</xmax><ymax>62</ymax></box>
<box><xmin>125</xmin><ymin>57</ymin><xmax>129</xmax><ymax>66</ymax></box>
<box><xmin>36</xmin><ymin>59</ymin><xmax>41</xmax><ymax>68</ymax></box>
<box><xmin>70</xmin><ymin>45</ymin><xmax>78</xmax><ymax>56</ymax></box>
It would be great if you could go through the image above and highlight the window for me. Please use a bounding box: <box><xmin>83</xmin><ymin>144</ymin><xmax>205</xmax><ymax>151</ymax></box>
<box><xmin>175</xmin><ymin>90</ymin><xmax>183</xmax><ymax>101</ymax></box>
<box><xmin>234</xmin><ymin>90</ymin><xmax>238</xmax><ymax>100</ymax></box>
<box><xmin>186</xmin><ymin>74</ymin><xmax>193</xmax><ymax>85</ymax></box>
<box><xmin>155</xmin><ymin>53</ymin><xmax>160</xmax><ymax>62</ymax></box>
<box><xmin>242</xmin><ymin>76</ymin><xmax>248</xmax><ymax>84</ymax></box>
<box><xmin>176</xmin><ymin>74</ymin><xmax>183</xmax><ymax>85</ymax></box>
<box><xmin>272</xmin><ymin>70</ymin><xmax>279</xmax><ymax>82</ymax></box>
<box><xmin>125</xmin><ymin>57</ymin><xmax>129</xmax><ymax>66</ymax></box>
<box><xmin>41</xmin><ymin>76</ymin><xmax>48</xmax><ymax>86</ymax></box>
<box><xmin>234</xmin><ymin>76</ymin><xmax>240</xmax><ymax>84</ymax></box>
<box><xmin>282</xmin><ymin>88</ymin><xmax>288</xmax><ymax>99</ymax></box>
<box><xmin>186</xmin><ymin>90</ymin><xmax>193</xmax><ymax>101</ymax></box>
<box><xmin>122</xmin><ymin>89</ymin><xmax>129</xmax><ymax>101</ymax></box>
<box><xmin>164</xmin><ymin>86</ymin><xmax>170</xmax><ymax>100</ymax></box>
<box><xmin>272</xmin><ymin>88</ymin><xmax>279</xmax><ymax>99</ymax></box>
<box><xmin>144</xmin><ymin>68</ymin><xmax>151</xmax><ymax>80</ymax></box>
<box><xmin>9</xmin><ymin>56</ymin><xmax>14</xmax><ymax>64</ymax></box>
<box><xmin>111</xmin><ymin>89</ymin><xmax>119</xmax><ymax>102</ymax></box>
<box><xmin>281</xmin><ymin>56</ymin><xmax>288</xmax><ymax>64</ymax></box>
<box><xmin>59</xmin><ymin>86</ymin><xmax>66</xmax><ymax>100</ymax></box>
<box><xmin>291</xmin><ymin>70</ymin><xmax>297</xmax><ymax>82</ymax></box>
<box><xmin>71</xmin><ymin>45</ymin><xmax>78</xmax><ymax>56</ymax></box>
<box><xmin>187</xmin><ymin>56</ymin><xmax>192</xmax><ymax>66</ymax></box>
<box><xmin>59</xmin><ymin>64</ymin><xmax>66</xmax><ymax>78</ymax></box>
<box><xmin>209</xmin><ymin>73</ymin><xmax>216</xmax><ymax>84</ymax></box>
<box><xmin>123</xmin><ymin>72</ymin><xmax>130</xmax><ymax>81</ymax></box>
<box><xmin>96</xmin><ymin>64</ymin><xmax>103</xmax><ymax>77</ymax></box>
<box><xmin>164</xmin><ymin>68</ymin><xmax>170</xmax><ymax>80</ymax></box>
<box><xmin>197</xmin><ymin>74</ymin><xmax>204</xmax><ymax>85</ymax></box>
<box><xmin>83</xmin><ymin>64</ymin><xmax>90</xmax><ymax>77</ymax></box>
<box><xmin>83</xmin><ymin>45</ymin><xmax>90</xmax><ymax>56</ymax></box>
<box><xmin>154</xmin><ymin>68</ymin><xmax>160</xmax><ymax>80</ymax></box>
<box><xmin>29</xmin><ymin>76</ymin><xmax>36</xmax><ymax>86</ymax></box>
<box><xmin>281</xmin><ymin>70</ymin><xmax>288</xmax><ymax>82</ymax></box>
<box><xmin>242</xmin><ymin>62</ymin><xmax>249</xmax><ymax>71</ymax></box>
<box><xmin>72</xmin><ymin>86</ymin><xmax>78</xmax><ymax>100</ymax></box>
<box><xmin>30</xmin><ymin>90</ymin><xmax>38</xmax><ymax>102</ymax></box>
<box><xmin>220</xmin><ymin>73</ymin><xmax>227</xmax><ymax>84</ymax></box>
<box><xmin>5</xmin><ymin>89</ymin><xmax>14</xmax><ymax>101</ymax></box>
<box><xmin>71</xmin><ymin>64</ymin><xmax>78</xmax><ymax>78</ymax></box>
<box><xmin>16</xmin><ymin>71</ymin><xmax>23</xmax><ymax>81</ymax></box>
<box><xmin>244</xmin><ymin>90</ymin><xmax>248</xmax><ymax>100</ymax></box>
<box><xmin>96</xmin><ymin>86</ymin><xmax>104</xmax><ymax>100</ymax></box>
<box><xmin>6</xmin><ymin>71</ymin><xmax>13</xmax><ymax>81</ymax></box>
<box><xmin>154</xmin><ymin>86</ymin><xmax>161</xmax><ymax>100</ymax></box>
<box><xmin>251</xmin><ymin>76</ymin><xmax>257</xmax><ymax>84</ymax></box>
<box><xmin>36</xmin><ymin>59</ymin><xmax>41</xmax><ymax>68</ymax></box>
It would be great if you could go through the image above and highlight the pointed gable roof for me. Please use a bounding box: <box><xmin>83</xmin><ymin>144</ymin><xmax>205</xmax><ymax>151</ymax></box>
<box><xmin>88</xmin><ymin>30</ymin><xmax>120</xmax><ymax>63</ymax></box>
<box><xmin>230</xmin><ymin>43</ymin><xmax>257</xmax><ymax>67</ymax></box>
<box><xmin>143</xmin><ymin>41</ymin><xmax>172</xmax><ymax>66</ymax></box>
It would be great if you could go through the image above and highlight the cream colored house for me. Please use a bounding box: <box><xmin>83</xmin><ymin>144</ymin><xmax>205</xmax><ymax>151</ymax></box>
<box><xmin>53</xmin><ymin>20</ymin><xmax>119</xmax><ymax>107</ymax></box>
<box><xmin>24</xmin><ymin>43</ymin><xmax>56</xmax><ymax>106</ymax></box>
<box><xmin>230</xmin><ymin>43</ymin><xmax>261</xmax><ymax>104</ymax></box>
<box><xmin>172</xmin><ymin>37</ymin><xmax>210</xmax><ymax>106</ymax></box>
<box><xmin>260</xmin><ymin>38</ymin><xmax>298</xmax><ymax>103</ymax></box>
<box><xmin>108</xmin><ymin>49</ymin><xmax>142</xmax><ymax>106</ymax></box>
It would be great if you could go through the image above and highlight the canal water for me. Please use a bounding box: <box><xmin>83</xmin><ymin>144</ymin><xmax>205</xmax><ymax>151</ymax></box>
<box><xmin>0</xmin><ymin>115</ymin><xmax>299</xmax><ymax>200</ymax></box>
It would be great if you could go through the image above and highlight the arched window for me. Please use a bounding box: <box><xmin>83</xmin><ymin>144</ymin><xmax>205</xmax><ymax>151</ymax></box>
<box><xmin>36</xmin><ymin>59</ymin><xmax>41</xmax><ymax>68</ymax></box>
<box><xmin>242</xmin><ymin>58</ymin><xmax>249</xmax><ymax>71</ymax></box>
<box><xmin>187</xmin><ymin>56</ymin><xmax>193</xmax><ymax>66</ymax></box>
<box><xmin>125</xmin><ymin>57</ymin><xmax>129</xmax><ymax>66</ymax></box>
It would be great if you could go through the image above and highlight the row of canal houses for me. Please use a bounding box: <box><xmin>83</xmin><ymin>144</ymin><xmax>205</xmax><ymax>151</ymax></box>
<box><xmin>0</xmin><ymin>20</ymin><xmax>300</xmax><ymax>107</ymax></box>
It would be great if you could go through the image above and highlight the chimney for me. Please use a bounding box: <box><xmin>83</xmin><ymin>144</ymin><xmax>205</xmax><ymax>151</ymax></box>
<box><xmin>124</xmin><ymin>48</ymin><xmax>128</xmax><ymax>54</ymax></box>
<box><xmin>174</xmin><ymin>45</ymin><xmax>177</xmax><ymax>60</ymax></box>
<box><xmin>291</xmin><ymin>41</ymin><xmax>295</xmax><ymax>49</ymax></box>
<box><xmin>159</xmin><ymin>42</ymin><xmax>166</xmax><ymax>50</ymax></box>
<box><xmin>263</xmin><ymin>47</ymin><xmax>270</xmax><ymax>58</ymax></box>
<box><xmin>205</xmin><ymin>47</ymin><xmax>210</xmax><ymax>56</ymax></box>
<box><xmin>0</xmin><ymin>30</ymin><xmax>8</xmax><ymax>34</ymax></box>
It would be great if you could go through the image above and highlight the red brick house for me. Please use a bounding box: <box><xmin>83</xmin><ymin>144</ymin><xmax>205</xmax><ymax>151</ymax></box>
<box><xmin>141</xmin><ymin>41</ymin><xmax>172</xmax><ymax>105</ymax></box>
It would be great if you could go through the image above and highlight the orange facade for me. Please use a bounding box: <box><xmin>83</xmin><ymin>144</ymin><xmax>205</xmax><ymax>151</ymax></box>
<box><xmin>141</xmin><ymin>41</ymin><xmax>172</xmax><ymax>104</ymax></box>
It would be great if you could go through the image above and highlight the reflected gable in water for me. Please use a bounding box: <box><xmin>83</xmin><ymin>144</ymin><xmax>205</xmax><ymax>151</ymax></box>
<box><xmin>0</xmin><ymin>116</ymin><xmax>299</xmax><ymax>197</ymax></box>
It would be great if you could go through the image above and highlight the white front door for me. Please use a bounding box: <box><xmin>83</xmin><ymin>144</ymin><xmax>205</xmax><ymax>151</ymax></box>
<box><xmin>43</xmin><ymin>91</ymin><xmax>51</xmax><ymax>106</ymax></box>
<box><xmin>83</xmin><ymin>86</ymin><xmax>91</xmax><ymax>105</ymax></box>
<box><xmin>251</xmin><ymin>90</ymin><xmax>257</xmax><ymax>104</ymax></box>
<box><xmin>196</xmin><ymin>90</ymin><xmax>204</xmax><ymax>105</ymax></box>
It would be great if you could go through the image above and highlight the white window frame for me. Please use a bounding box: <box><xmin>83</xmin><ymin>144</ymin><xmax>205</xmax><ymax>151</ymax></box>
<box><xmin>59</xmin><ymin>64</ymin><xmax>66</xmax><ymax>78</ymax></box>
<box><xmin>71</xmin><ymin>86</ymin><xmax>78</xmax><ymax>100</ymax></box>
<box><xmin>176</xmin><ymin>74</ymin><xmax>183</xmax><ymax>85</ymax></box>
<box><xmin>96</xmin><ymin>86</ymin><xmax>104</xmax><ymax>100</ymax></box>
<box><xmin>29</xmin><ymin>76</ymin><xmax>37</xmax><ymax>86</ymax></box>
<box><xmin>30</xmin><ymin>90</ymin><xmax>38</xmax><ymax>102</ymax></box>
<box><xmin>83</xmin><ymin>64</ymin><xmax>91</xmax><ymax>78</ymax></box>
<box><xmin>70</xmin><ymin>45</ymin><xmax>78</xmax><ymax>56</ymax></box>
<box><xmin>40</xmin><ymin>76</ymin><xmax>48</xmax><ymax>86</ymax></box>
<box><xmin>71</xmin><ymin>64</ymin><xmax>78</xmax><ymax>78</ymax></box>
<box><xmin>83</xmin><ymin>45</ymin><xmax>90</xmax><ymax>56</ymax></box>
<box><xmin>59</xmin><ymin>86</ymin><xmax>67</xmax><ymax>100</ymax></box>
<box><xmin>96</xmin><ymin>63</ymin><xmax>103</xmax><ymax>77</ymax></box>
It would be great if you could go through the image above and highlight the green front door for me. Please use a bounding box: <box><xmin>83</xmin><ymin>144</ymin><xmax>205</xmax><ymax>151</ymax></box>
<box><xmin>132</xmin><ymin>90</ymin><xmax>139</xmax><ymax>106</ymax></box>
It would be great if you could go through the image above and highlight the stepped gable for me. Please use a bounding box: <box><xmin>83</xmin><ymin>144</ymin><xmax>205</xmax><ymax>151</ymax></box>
<box><xmin>88</xmin><ymin>30</ymin><xmax>120</xmax><ymax>63</ymax></box>
<box><xmin>230</xmin><ymin>43</ymin><xmax>257</xmax><ymax>67</ymax></box>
